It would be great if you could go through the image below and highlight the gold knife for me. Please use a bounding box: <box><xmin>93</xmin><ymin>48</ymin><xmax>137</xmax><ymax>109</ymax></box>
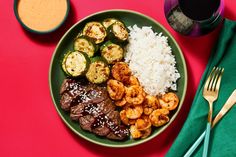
<box><xmin>212</xmin><ymin>89</ymin><xmax>236</xmax><ymax>127</ymax></box>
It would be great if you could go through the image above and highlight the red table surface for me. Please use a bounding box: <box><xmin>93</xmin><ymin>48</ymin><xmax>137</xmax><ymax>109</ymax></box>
<box><xmin>1</xmin><ymin>1</ymin><xmax>236</xmax><ymax>157</ymax></box>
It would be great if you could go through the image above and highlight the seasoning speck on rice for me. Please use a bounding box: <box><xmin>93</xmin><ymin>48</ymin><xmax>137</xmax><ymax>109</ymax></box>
<box><xmin>124</xmin><ymin>25</ymin><xmax>180</xmax><ymax>96</ymax></box>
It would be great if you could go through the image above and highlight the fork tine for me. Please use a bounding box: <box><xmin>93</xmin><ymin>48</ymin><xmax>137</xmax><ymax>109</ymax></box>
<box><xmin>214</xmin><ymin>68</ymin><xmax>224</xmax><ymax>92</ymax></box>
<box><xmin>211</xmin><ymin>67</ymin><xmax>221</xmax><ymax>91</ymax></box>
<box><xmin>208</xmin><ymin>67</ymin><xmax>219</xmax><ymax>91</ymax></box>
<box><xmin>209</xmin><ymin>67</ymin><xmax>221</xmax><ymax>91</ymax></box>
<box><xmin>204</xmin><ymin>67</ymin><xmax>216</xmax><ymax>90</ymax></box>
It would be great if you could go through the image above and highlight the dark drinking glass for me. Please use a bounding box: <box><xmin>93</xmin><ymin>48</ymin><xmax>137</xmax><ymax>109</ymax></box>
<box><xmin>164</xmin><ymin>0</ymin><xmax>224</xmax><ymax>36</ymax></box>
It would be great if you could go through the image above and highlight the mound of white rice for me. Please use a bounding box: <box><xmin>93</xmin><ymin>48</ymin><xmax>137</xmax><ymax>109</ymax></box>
<box><xmin>125</xmin><ymin>25</ymin><xmax>180</xmax><ymax>96</ymax></box>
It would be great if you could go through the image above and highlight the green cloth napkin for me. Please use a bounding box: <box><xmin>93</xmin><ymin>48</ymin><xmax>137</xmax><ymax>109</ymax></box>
<box><xmin>166</xmin><ymin>19</ymin><xmax>236</xmax><ymax>157</ymax></box>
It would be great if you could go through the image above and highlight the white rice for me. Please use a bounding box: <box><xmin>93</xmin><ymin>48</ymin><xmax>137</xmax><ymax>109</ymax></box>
<box><xmin>125</xmin><ymin>25</ymin><xmax>180</xmax><ymax>96</ymax></box>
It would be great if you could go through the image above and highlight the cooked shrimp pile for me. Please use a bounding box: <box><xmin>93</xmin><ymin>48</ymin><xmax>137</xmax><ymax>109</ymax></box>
<box><xmin>107</xmin><ymin>62</ymin><xmax>180</xmax><ymax>139</ymax></box>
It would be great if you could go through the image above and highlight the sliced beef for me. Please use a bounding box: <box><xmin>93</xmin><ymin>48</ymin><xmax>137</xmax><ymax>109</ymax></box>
<box><xmin>97</xmin><ymin>99</ymin><xmax>115</xmax><ymax>115</ymax></box>
<box><xmin>106</xmin><ymin>132</ymin><xmax>120</xmax><ymax>140</ymax></box>
<box><xmin>60</xmin><ymin>93</ymin><xmax>73</xmax><ymax>111</ymax></box>
<box><xmin>89</xmin><ymin>97</ymin><xmax>105</xmax><ymax>104</ymax></box>
<box><xmin>91</xmin><ymin>114</ymin><xmax>113</xmax><ymax>137</ymax></box>
<box><xmin>82</xmin><ymin>103</ymin><xmax>103</xmax><ymax>117</ymax></box>
<box><xmin>60</xmin><ymin>79</ymin><xmax>86</xmax><ymax>110</ymax></box>
<box><xmin>60</xmin><ymin>79</ymin><xmax>73</xmax><ymax>95</ymax></box>
<box><xmin>106</xmin><ymin>125</ymin><xmax>129</xmax><ymax>140</ymax></box>
<box><xmin>92</xmin><ymin>126</ymin><xmax>110</xmax><ymax>136</ymax></box>
<box><xmin>78</xmin><ymin>115</ymin><xmax>95</xmax><ymax>132</ymax></box>
<box><xmin>60</xmin><ymin>78</ymin><xmax>129</xmax><ymax>140</ymax></box>
<box><xmin>86</xmin><ymin>86</ymin><xmax>108</xmax><ymax>101</ymax></box>
<box><xmin>60</xmin><ymin>78</ymin><xmax>108</xmax><ymax>111</ymax></box>
<box><xmin>70</xmin><ymin>103</ymin><xmax>85</xmax><ymax>121</ymax></box>
<box><xmin>107</xmin><ymin>111</ymin><xmax>120</xmax><ymax>125</ymax></box>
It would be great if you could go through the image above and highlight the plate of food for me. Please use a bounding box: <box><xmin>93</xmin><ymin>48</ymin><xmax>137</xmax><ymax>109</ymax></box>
<box><xmin>49</xmin><ymin>9</ymin><xmax>187</xmax><ymax>147</ymax></box>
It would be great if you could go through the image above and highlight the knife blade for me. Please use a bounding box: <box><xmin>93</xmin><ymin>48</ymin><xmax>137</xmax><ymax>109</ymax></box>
<box><xmin>212</xmin><ymin>89</ymin><xmax>236</xmax><ymax>127</ymax></box>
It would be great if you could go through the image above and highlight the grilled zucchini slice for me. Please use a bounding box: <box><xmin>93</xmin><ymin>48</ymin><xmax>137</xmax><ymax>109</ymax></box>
<box><xmin>63</xmin><ymin>51</ymin><xmax>90</xmax><ymax>77</ymax></box>
<box><xmin>107</xmin><ymin>21</ymin><xmax>128</xmax><ymax>43</ymax></box>
<box><xmin>100</xmin><ymin>41</ymin><xmax>124</xmax><ymax>64</ymax></box>
<box><xmin>102</xmin><ymin>18</ymin><xmax>119</xmax><ymax>29</ymax></box>
<box><xmin>62</xmin><ymin>51</ymin><xmax>72</xmax><ymax>76</ymax></box>
<box><xmin>74</xmin><ymin>36</ymin><xmax>97</xmax><ymax>57</ymax></box>
<box><xmin>86</xmin><ymin>59</ymin><xmax>110</xmax><ymax>84</ymax></box>
<box><xmin>90</xmin><ymin>56</ymin><xmax>107</xmax><ymax>63</ymax></box>
<box><xmin>82</xmin><ymin>22</ymin><xmax>107</xmax><ymax>44</ymax></box>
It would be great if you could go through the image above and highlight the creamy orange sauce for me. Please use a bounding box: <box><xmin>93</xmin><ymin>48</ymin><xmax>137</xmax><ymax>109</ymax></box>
<box><xmin>17</xmin><ymin>0</ymin><xmax>68</xmax><ymax>31</ymax></box>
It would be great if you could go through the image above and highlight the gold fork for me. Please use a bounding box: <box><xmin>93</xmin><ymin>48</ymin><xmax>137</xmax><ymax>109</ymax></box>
<box><xmin>202</xmin><ymin>67</ymin><xmax>224</xmax><ymax>157</ymax></box>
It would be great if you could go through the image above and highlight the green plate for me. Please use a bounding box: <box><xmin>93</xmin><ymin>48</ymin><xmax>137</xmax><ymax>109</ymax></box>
<box><xmin>49</xmin><ymin>9</ymin><xmax>187</xmax><ymax>147</ymax></box>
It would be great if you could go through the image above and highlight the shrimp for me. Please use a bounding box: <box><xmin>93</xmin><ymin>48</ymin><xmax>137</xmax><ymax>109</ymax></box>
<box><xmin>125</xmin><ymin>85</ymin><xmax>145</xmax><ymax>105</ymax></box>
<box><xmin>129</xmin><ymin>119</ymin><xmax>136</xmax><ymax>125</ymax></box>
<box><xmin>159</xmin><ymin>92</ymin><xmax>179</xmax><ymax>110</ymax></box>
<box><xmin>141</xmin><ymin>127</ymin><xmax>152</xmax><ymax>139</ymax></box>
<box><xmin>149</xmin><ymin>109</ymin><xmax>170</xmax><ymax>127</ymax></box>
<box><xmin>115</xmin><ymin>97</ymin><xmax>127</xmax><ymax>107</ymax></box>
<box><xmin>130</xmin><ymin>124</ymin><xmax>152</xmax><ymax>139</ymax></box>
<box><xmin>120</xmin><ymin>110</ymin><xmax>129</xmax><ymax>125</ymax></box>
<box><xmin>130</xmin><ymin>125</ymin><xmax>142</xmax><ymax>139</ymax></box>
<box><xmin>126</xmin><ymin>75</ymin><xmax>140</xmax><ymax>86</ymax></box>
<box><xmin>107</xmin><ymin>79</ymin><xmax>125</xmax><ymax>100</ymax></box>
<box><xmin>135</xmin><ymin>115</ymin><xmax>152</xmax><ymax>131</ymax></box>
<box><xmin>120</xmin><ymin>110</ymin><xmax>137</xmax><ymax>126</ymax></box>
<box><xmin>125</xmin><ymin>105</ymin><xmax>143</xmax><ymax>119</ymax></box>
<box><xmin>143</xmin><ymin>95</ymin><xmax>160</xmax><ymax>115</ymax></box>
<box><xmin>111</xmin><ymin>62</ymin><xmax>131</xmax><ymax>83</ymax></box>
